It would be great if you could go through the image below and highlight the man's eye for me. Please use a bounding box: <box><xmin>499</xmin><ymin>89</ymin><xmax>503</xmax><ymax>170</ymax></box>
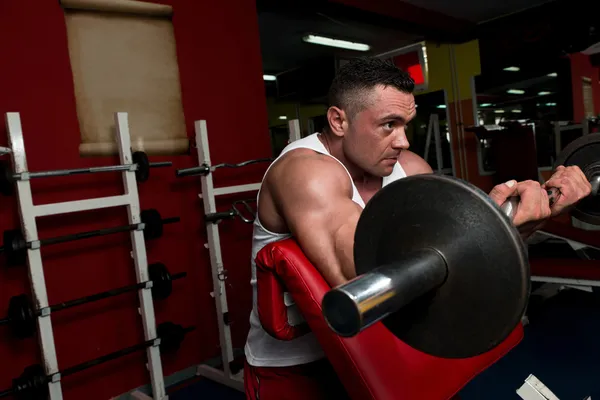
<box><xmin>384</xmin><ymin>122</ymin><xmax>394</xmax><ymax>129</ymax></box>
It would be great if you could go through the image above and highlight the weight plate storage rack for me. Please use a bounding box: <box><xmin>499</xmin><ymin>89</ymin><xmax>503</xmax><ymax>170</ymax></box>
<box><xmin>3</xmin><ymin>112</ymin><xmax>168</xmax><ymax>400</ymax></box>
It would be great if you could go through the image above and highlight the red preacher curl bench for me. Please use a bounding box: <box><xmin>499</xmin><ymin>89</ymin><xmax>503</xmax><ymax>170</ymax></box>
<box><xmin>255</xmin><ymin>238</ymin><xmax>523</xmax><ymax>400</ymax></box>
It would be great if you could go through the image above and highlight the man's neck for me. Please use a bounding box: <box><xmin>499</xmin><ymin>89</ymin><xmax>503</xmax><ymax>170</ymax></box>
<box><xmin>318</xmin><ymin>131</ymin><xmax>380</xmax><ymax>188</ymax></box>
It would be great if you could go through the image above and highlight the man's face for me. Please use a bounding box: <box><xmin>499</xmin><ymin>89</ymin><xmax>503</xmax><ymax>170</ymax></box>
<box><xmin>343</xmin><ymin>85</ymin><xmax>416</xmax><ymax>177</ymax></box>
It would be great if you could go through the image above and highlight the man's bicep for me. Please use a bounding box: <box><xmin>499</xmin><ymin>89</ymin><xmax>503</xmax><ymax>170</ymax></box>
<box><xmin>272</xmin><ymin>162</ymin><xmax>361</xmax><ymax>287</ymax></box>
<box><xmin>285</xmin><ymin>197</ymin><xmax>361</xmax><ymax>287</ymax></box>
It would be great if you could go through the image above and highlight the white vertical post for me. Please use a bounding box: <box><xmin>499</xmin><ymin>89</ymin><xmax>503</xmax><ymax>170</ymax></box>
<box><xmin>114</xmin><ymin>113</ymin><xmax>166</xmax><ymax>399</ymax></box>
<box><xmin>194</xmin><ymin>120</ymin><xmax>236</xmax><ymax>380</ymax></box>
<box><xmin>424</xmin><ymin>114</ymin><xmax>434</xmax><ymax>165</ymax></box>
<box><xmin>288</xmin><ymin>119</ymin><xmax>301</xmax><ymax>143</ymax></box>
<box><xmin>432</xmin><ymin>114</ymin><xmax>444</xmax><ymax>172</ymax></box>
<box><xmin>554</xmin><ymin>122</ymin><xmax>562</xmax><ymax>155</ymax></box>
<box><xmin>193</xmin><ymin>119</ymin><xmax>302</xmax><ymax>391</ymax></box>
<box><xmin>6</xmin><ymin>112</ymin><xmax>63</xmax><ymax>400</ymax></box>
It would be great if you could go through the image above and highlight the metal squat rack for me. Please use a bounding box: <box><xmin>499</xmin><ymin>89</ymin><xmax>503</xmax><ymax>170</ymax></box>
<box><xmin>193</xmin><ymin>118</ymin><xmax>301</xmax><ymax>391</ymax></box>
<box><xmin>4</xmin><ymin>112</ymin><xmax>167</xmax><ymax>400</ymax></box>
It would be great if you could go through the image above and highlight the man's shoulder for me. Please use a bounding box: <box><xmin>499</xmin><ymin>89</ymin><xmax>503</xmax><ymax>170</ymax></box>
<box><xmin>398</xmin><ymin>150</ymin><xmax>433</xmax><ymax>175</ymax></box>
<box><xmin>266</xmin><ymin>149</ymin><xmax>351</xmax><ymax>194</ymax></box>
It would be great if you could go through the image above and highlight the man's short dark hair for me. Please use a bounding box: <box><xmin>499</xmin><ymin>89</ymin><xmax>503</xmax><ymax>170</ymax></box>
<box><xmin>327</xmin><ymin>57</ymin><xmax>415</xmax><ymax>119</ymax></box>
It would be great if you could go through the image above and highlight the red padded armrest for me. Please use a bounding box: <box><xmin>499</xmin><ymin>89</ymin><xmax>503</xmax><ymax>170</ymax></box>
<box><xmin>256</xmin><ymin>255</ymin><xmax>310</xmax><ymax>340</ymax></box>
<box><xmin>256</xmin><ymin>238</ymin><xmax>523</xmax><ymax>400</ymax></box>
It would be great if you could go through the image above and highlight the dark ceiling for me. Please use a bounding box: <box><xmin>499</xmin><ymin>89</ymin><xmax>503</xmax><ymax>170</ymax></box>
<box><xmin>400</xmin><ymin>0</ymin><xmax>555</xmax><ymax>23</ymax></box>
<box><xmin>256</xmin><ymin>0</ymin><xmax>598</xmax><ymax>108</ymax></box>
<box><xmin>257</xmin><ymin>9</ymin><xmax>421</xmax><ymax>75</ymax></box>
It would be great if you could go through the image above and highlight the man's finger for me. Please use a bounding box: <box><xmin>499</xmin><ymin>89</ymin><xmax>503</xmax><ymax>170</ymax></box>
<box><xmin>488</xmin><ymin>180</ymin><xmax>518</xmax><ymax>206</ymax></box>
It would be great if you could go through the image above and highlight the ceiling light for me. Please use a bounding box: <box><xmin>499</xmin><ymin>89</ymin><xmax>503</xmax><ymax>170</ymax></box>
<box><xmin>547</xmin><ymin>72</ymin><xmax>557</xmax><ymax>77</ymax></box>
<box><xmin>279</xmin><ymin>116</ymin><xmax>287</xmax><ymax>120</ymax></box>
<box><xmin>538</xmin><ymin>91</ymin><xmax>551</xmax><ymax>96</ymax></box>
<box><xmin>511</xmin><ymin>109</ymin><xmax>522</xmax><ymax>113</ymax></box>
<box><xmin>302</xmin><ymin>34</ymin><xmax>370</xmax><ymax>51</ymax></box>
<box><xmin>504</xmin><ymin>66</ymin><xmax>520</xmax><ymax>72</ymax></box>
<box><xmin>480</xmin><ymin>103</ymin><xmax>492</xmax><ymax>107</ymax></box>
<box><xmin>507</xmin><ymin>89</ymin><xmax>525</xmax><ymax>95</ymax></box>
<box><xmin>494</xmin><ymin>110</ymin><xmax>505</xmax><ymax>113</ymax></box>
<box><xmin>545</xmin><ymin>102</ymin><xmax>557</xmax><ymax>106</ymax></box>
<box><xmin>436</xmin><ymin>105</ymin><xmax>446</xmax><ymax>109</ymax></box>
<box><xmin>263</xmin><ymin>75</ymin><xmax>277</xmax><ymax>81</ymax></box>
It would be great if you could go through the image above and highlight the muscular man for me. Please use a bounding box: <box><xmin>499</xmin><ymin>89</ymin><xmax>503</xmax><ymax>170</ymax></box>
<box><xmin>244</xmin><ymin>58</ymin><xmax>591</xmax><ymax>399</ymax></box>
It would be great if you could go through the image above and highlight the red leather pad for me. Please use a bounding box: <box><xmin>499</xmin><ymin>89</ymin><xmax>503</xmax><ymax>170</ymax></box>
<box><xmin>256</xmin><ymin>238</ymin><xmax>523</xmax><ymax>400</ymax></box>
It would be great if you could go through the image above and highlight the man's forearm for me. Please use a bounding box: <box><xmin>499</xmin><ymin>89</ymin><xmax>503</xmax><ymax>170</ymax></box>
<box><xmin>333</xmin><ymin>221</ymin><xmax>359</xmax><ymax>284</ymax></box>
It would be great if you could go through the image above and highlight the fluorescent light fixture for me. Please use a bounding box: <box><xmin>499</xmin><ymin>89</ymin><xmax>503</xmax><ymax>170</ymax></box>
<box><xmin>494</xmin><ymin>110</ymin><xmax>505</xmax><ymax>114</ymax></box>
<box><xmin>507</xmin><ymin>89</ymin><xmax>525</xmax><ymax>95</ymax></box>
<box><xmin>538</xmin><ymin>91</ymin><xmax>551</xmax><ymax>96</ymax></box>
<box><xmin>436</xmin><ymin>105</ymin><xmax>446</xmax><ymax>109</ymax></box>
<box><xmin>263</xmin><ymin>74</ymin><xmax>277</xmax><ymax>81</ymax></box>
<box><xmin>504</xmin><ymin>66</ymin><xmax>520</xmax><ymax>72</ymax></box>
<box><xmin>547</xmin><ymin>72</ymin><xmax>557</xmax><ymax>77</ymax></box>
<box><xmin>511</xmin><ymin>109</ymin><xmax>522</xmax><ymax>113</ymax></box>
<box><xmin>278</xmin><ymin>116</ymin><xmax>287</xmax><ymax>120</ymax></box>
<box><xmin>480</xmin><ymin>103</ymin><xmax>492</xmax><ymax>107</ymax></box>
<box><xmin>545</xmin><ymin>102</ymin><xmax>557</xmax><ymax>106</ymax></box>
<box><xmin>302</xmin><ymin>34</ymin><xmax>370</xmax><ymax>51</ymax></box>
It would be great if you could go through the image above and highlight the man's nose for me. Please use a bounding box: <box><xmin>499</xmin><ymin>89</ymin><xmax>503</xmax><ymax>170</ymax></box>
<box><xmin>391</xmin><ymin>128</ymin><xmax>410</xmax><ymax>150</ymax></box>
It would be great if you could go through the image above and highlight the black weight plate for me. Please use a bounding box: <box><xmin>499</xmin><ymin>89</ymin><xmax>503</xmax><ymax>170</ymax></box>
<box><xmin>13</xmin><ymin>364</ymin><xmax>48</xmax><ymax>400</ymax></box>
<box><xmin>4</xmin><ymin>229</ymin><xmax>26</xmax><ymax>267</ymax></box>
<box><xmin>141</xmin><ymin>209</ymin><xmax>162</xmax><ymax>240</ymax></box>
<box><xmin>354</xmin><ymin>174</ymin><xmax>529</xmax><ymax>359</ymax></box>
<box><xmin>554</xmin><ymin>133</ymin><xmax>600</xmax><ymax>225</ymax></box>
<box><xmin>0</xmin><ymin>160</ymin><xmax>14</xmax><ymax>196</ymax></box>
<box><xmin>133</xmin><ymin>151</ymin><xmax>150</xmax><ymax>182</ymax></box>
<box><xmin>157</xmin><ymin>322</ymin><xmax>184</xmax><ymax>353</ymax></box>
<box><xmin>149</xmin><ymin>262</ymin><xmax>172</xmax><ymax>300</ymax></box>
<box><xmin>8</xmin><ymin>295</ymin><xmax>36</xmax><ymax>339</ymax></box>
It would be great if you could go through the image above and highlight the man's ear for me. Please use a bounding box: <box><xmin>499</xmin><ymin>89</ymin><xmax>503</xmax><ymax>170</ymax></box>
<box><xmin>326</xmin><ymin>106</ymin><xmax>347</xmax><ymax>138</ymax></box>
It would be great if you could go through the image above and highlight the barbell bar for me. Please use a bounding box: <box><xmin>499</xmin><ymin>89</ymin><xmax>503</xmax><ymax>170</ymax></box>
<box><xmin>0</xmin><ymin>263</ymin><xmax>185</xmax><ymax>339</ymax></box>
<box><xmin>0</xmin><ymin>151</ymin><xmax>170</xmax><ymax>196</ymax></box>
<box><xmin>0</xmin><ymin>322</ymin><xmax>194</xmax><ymax>400</ymax></box>
<box><xmin>175</xmin><ymin>157</ymin><xmax>272</xmax><ymax>178</ymax></box>
<box><xmin>321</xmin><ymin>133</ymin><xmax>600</xmax><ymax>359</ymax></box>
<box><xmin>1</xmin><ymin>208</ymin><xmax>179</xmax><ymax>267</ymax></box>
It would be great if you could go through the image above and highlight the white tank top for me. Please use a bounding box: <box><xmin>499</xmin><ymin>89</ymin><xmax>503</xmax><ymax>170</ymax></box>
<box><xmin>244</xmin><ymin>132</ymin><xmax>407</xmax><ymax>367</ymax></box>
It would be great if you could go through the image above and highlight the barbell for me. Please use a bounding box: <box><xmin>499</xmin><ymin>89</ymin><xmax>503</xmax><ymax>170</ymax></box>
<box><xmin>175</xmin><ymin>157</ymin><xmax>272</xmax><ymax>178</ymax></box>
<box><xmin>0</xmin><ymin>151</ymin><xmax>170</xmax><ymax>196</ymax></box>
<box><xmin>322</xmin><ymin>132</ymin><xmax>600</xmax><ymax>359</ymax></box>
<box><xmin>0</xmin><ymin>322</ymin><xmax>194</xmax><ymax>400</ymax></box>
<box><xmin>1</xmin><ymin>208</ymin><xmax>179</xmax><ymax>267</ymax></box>
<box><xmin>0</xmin><ymin>263</ymin><xmax>185</xmax><ymax>339</ymax></box>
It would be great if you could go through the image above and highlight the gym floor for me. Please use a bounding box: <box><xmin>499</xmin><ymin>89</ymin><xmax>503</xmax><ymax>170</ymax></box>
<box><xmin>169</xmin><ymin>288</ymin><xmax>600</xmax><ymax>400</ymax></box>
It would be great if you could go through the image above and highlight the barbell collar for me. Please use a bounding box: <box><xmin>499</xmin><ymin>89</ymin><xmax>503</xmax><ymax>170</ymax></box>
<box><xmin>322</xmin><ymin>248</ymin><xmax>447</xmax><ymax>337</ymax></box>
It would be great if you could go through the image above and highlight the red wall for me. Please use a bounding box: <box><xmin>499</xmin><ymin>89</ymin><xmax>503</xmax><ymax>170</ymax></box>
<box><xmin>0</xmin><ymin>1</ymin><xmax>270</xmax><ymax>399</ymax></box>
<box><xmin>570</xmin><ymin>52</ymin><xmax>600</xmax><ymax>122</ymax></box>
